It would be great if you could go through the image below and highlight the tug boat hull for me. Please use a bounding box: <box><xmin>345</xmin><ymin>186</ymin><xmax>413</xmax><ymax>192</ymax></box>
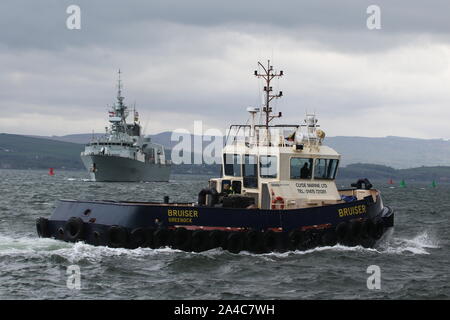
<box><xmin>37</xmin><ymin>192</ymin><xmax>394</xmax><ymax>253</ymax></box>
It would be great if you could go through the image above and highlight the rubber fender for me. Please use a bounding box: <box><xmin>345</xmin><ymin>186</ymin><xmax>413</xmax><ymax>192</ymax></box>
<box><xmin>153</xmin><ymin>228</ymin><xmax>171</xmax><ymax>248</ymax></box>
<box><xmin>335</xmin><ymin>222</ymin><xmax>349</xmax><ymax>243</ymax></box>
<box><xmin>288</xmin><ymin>229</ymin><xmax>303</xmax><ymax>249</ymax></box>
<box><xmin>262</xmin><ymin>230</ymin><xmax>278</xmax><ymax>252</ymax></box>
<box><xmin>107</xmin><ymin>225</ymin><xmax>128</xmax><ymax>248</ymax></box>
<box><xmin>130</xmin><ymin>228</ymin><xmax>146</xmax><ymax>248</ymax></box>
<box><xmin>245</xmin><ymin>230</ymin><xmax>263</xmax><ymax>253</ymax></box>
<box><xmin>372</xmin><ymin>219</ymin><xmax>385</xmax><ymax>239</ymax></box>
<box><xmin>36</xmin><ymin>217</ymin><xmax>50</xmax><ymax>238</ymax></box>
<box><xmin>299</xmin><ymin>229</ymin><xmax>320</xmax><ymax>250</ymax></box>
<box><xmin>208</xmin><ymin>230</ymin><xmax>225</xmax><ymax>249</ymax></box>
<box><xmin>361</xmin><ymin>219</ymin><xmax>375</xmax><ymax>239</ymax></box>
<box><xmin>321</xmin><ymin>229</ymin><xmax>337</xmax><ymax>247</ymax></box>
<box><xmin>348</xmin><ymin>220</ymin><xmax>363</xmax><ymax>239</ymax></box>
<box><xmin>144</xmin><ymin>228</ymin><xmax>156</xmax><ymax>248</ymax></box>
<box><xmin>191</xmin><ymin>230</ymin><xmax>209</xmax><ymax>252</ymax></box>
<box><xmin>172</xmin><ymin>227</ymin><xmax>191</xmax><ymax>251</ymax></box>
<box><xmin>226</xmin><ymin>232</ymin><xmax>244</xmax><ymax>254</ymax></box>
<box><xmin>64</xmin><ymin>217</ymin><xmax>85</xmax><ymax>242</ymax></box>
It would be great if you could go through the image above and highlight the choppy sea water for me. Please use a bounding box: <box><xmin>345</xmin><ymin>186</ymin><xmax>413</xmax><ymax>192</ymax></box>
<box><xmin>0</xmin><ymin>169</ymin><xmax>448</xmax><ymax>300</ymax></box>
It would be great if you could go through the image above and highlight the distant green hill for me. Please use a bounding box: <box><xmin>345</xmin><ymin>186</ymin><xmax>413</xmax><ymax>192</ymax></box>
<box><xmin>338</xmin><ymin>163</ymin><xmax>450</xmax><ymax>182</ymax></box>
<box><xmin>0</xmin><ymin>133</ymin><xmax>84</xmax><ymax>170</ymax></box>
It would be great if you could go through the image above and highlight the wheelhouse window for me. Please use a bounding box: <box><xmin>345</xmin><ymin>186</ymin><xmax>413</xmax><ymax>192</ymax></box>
<box><xmin>314</xmin><ymin>158</ymin><xmax>339</xmax><ymax>180</ymax></box>
<box><xmin>243</xmin><ymin>154</ymin><xmax>258</xmax><ymax>188</ymax></box>
<box><xmin>290</xmin><ymin>158</ymin><xmax>314</xmax><ymax>179</ymax></box>
<box><xmin>260</xmin><ymin>155</ymin><xmax>277</xmax><ymax>178</ymax></box>
<box><xmin>223</xmin><ymin>154</ymin><xmax>241</xmax><ymax>177</ymax></box>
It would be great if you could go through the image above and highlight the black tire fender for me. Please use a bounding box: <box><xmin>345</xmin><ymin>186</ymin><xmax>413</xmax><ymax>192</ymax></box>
<box><xmin>348</xmin><ymin>220</ymin><xmax>362</xmax><ymax>239</ymax></box>
<box><xmin>172</xmin><ymin>228</ymin><xmax>191</xmax><ymax>250</ymax></box>
<box><xmin>372</xmin><ymin>219</ymin><xmax>385</xmax><ymax>239</ymax></box>
<box><xmin>64</xmin><ymin>217</ymin><xmax>85</xmax><ymax>242</ymax></box>
<box><xmin>321</xmin><ymin>229</ymin><xmax>337</xmax><ymax>247</ymax></box>
<box><xmin>191</xmin><ymin>230</ymin><xmax>208</xmax><ymax>252</ymax></box>
<box><xmin>336</xmin><ymin>222</ymin><xmax>349</xmax><ymax>243</ymax></box>
<box><xmin>130</xmin><ymin>228</ymin><xmax>146</xmax><ymax>248</ymax></box>
<box><xmin>361</xmin><ymin>219</ymin><xmax>375</xmax><ymax>239</ymax></box>
<box><xmin>36</xmin><ymin>217</ymin><xmax>50</xmax><ymax>238</ymax></box>
<box><xmin>263</xmin><ymin>230</ymin><xmax>278</xmax><ymax>252</ymax></box>
<box><xmin>208</xmin><ymin>230</ymin><xmax>225</xmax><ymax>249</ymax></box>
<box><xmin>107</xmin><ymin>225</ymin><xmax>128</xmax><ymax>248</ymax></box>
<box><xmin>144</xmin><ymin>228</ymin><xmax>156</xmax><ymax>248</ymax></box>
<box><xmin>226</xmin><ymin>232</ymin><xmax>244</xmax><ymax>254</ymax></box>
<box><xmin>288</xmin><ymin>229</ymin><xmax>303</xmax><ymax>249</ymax></box>
<box><xmin>245</xmin><ymin>230</ymin><xmax>262</xmax><ymax>253</ymax></box>
<box><xmin>153</xmin><ymin>228</ymin><xmax>170</xmax><ymax>248</ymax></box>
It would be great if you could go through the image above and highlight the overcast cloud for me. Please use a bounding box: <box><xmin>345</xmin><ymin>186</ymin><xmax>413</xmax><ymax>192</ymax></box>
<box><xmin>1</xmin><ymin>0</ymin><xmax>450</xmax><ymax>139</ymax></box>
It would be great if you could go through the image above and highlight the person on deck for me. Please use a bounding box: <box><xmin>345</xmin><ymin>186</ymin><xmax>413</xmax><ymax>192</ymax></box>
<box><xmin>300</xmin><ymin>163</ymin><xmax>310</xmax><ymax>179</ymax></box>
<box><xmin>221</xmin><ymin>183</ymin><xmax>234</xmax><ymax>196</ymax></box>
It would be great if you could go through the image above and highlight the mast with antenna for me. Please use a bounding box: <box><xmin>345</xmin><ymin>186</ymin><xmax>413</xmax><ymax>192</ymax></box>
<box><xmin>254</xmin><ymin>60</ymin><xmax>283</xmax><ymax>130</ymax></box>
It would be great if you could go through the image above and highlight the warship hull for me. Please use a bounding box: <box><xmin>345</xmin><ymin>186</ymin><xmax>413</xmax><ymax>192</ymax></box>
<box><xmin>81</xmin><ymin>154</ymin><xmax>171</xmax><ymax>182</ymax></box>
<box><xmin>36</xmin><ymin>192</ymin><xmax>394</xmax><ymax>253</ymax></box>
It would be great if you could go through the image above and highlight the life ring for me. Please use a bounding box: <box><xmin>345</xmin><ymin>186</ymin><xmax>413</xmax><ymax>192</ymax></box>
<box><xmin>262</xmin><ymin>230</ymin><xmax>278</xmax><ymax>252</ymax></box>
<box><xmin>226</xmin><ymin>232</ymin><xmax>244</xmax><ymax>254</ymax></box>
<box><xmin>191</xmin><ymin>230</ymin><xmax>209</xmax><ymax>252</ymax></box>
<box><xmin>107</xmin><ymin>225</ymin><xmax>128</xmax><ymax>248</ymax></box>
<box><xmin>153</xmin><ymin>228</ymin><xmax>171</xmax><ymax>248</ymax></box>
<box><xmin>130</xmin><ymin>228</ymin><xmax>146</xmax><ymax>248</ymax></box>
<box><xmin>245</xmin><ymin>230</ymin><xmax>263</xmax><ymax>253</ymax></box>
<box><xmin>208</xmin><ymin>230</ymin><xmax>225</xmax><ymax>249</ymax></box>
<box><xmin>36</xmin><ymin>217</ymin><xmax>49</xmax><ymax>238</ymax></box>
<box><xmin>64</xmin><ymin>217</ymin><xmax>85</xmax><ymax>242</ymax></box>
<box><xmin>172</xmin><ymin>228</ymin><xmax>191</xmax><ymax>251</ymax></box>
<box><xmin>271</xmin><ymin>196</ymin><xmax>285</xmax><ymax>210</ymax></box>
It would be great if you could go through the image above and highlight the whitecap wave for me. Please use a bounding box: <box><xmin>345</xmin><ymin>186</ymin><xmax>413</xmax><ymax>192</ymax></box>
<box><xmin>0</xmin><ymin>230</ymin><xmax>440</xmax><ymax>262</ymax></box>
<box><xmin>0</xmin><ymin>235</ymin><xmax>178</xmax><ymax>262</ymax></box>
<box><xmin>378</xmin><ymin>231</ymin><xmax>440</xmax><ymax>255</ymax></box>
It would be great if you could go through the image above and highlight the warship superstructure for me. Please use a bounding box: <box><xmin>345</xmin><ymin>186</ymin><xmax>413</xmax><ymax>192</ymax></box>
<box><xmin>80</xmin><ymin>71</ymin><xmax>171</xmax><ymax>182</ymax></box>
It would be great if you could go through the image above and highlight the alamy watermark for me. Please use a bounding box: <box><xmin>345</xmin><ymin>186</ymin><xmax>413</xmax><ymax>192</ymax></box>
<box><xmin>66</xmin><ymin>5</ymin><xmax>81</xmax><ymax>30</ymax></box>
<box><xmin>65</xmin><ymin>5</ymin><xmax>379</xmax><ymax>31</ymax></box>
<box><xmin>66</xmin><ymin>265</ymin><xmax>81</xmax><ymax>290</ymax></box>
<box><xmin>169</xmin><ymin>121</ymin><xmax>288</xmax><ymax>165</ymax></box>
<box><xmin>366</xmin><ymin>5</ymin><xmax>381</xmax><ymax>30</ymax></box>
<box><xmin>366</xmin><ymin>265</ymin><xmax>381</xmax><ymax>290</ymax></box>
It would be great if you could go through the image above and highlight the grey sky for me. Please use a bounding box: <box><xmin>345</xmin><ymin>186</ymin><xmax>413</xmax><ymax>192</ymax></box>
<box><xmin>1</xmin><ymin>0</ymin><xmax>450</xmax><ymax>138</ymax></box>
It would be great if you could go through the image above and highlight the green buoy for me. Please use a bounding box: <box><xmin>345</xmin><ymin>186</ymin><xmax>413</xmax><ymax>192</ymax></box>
<box><xmin>400</xmin><ymin>179</ymin><xmax>406</xmax><ymax>188</ymax></box>
<box><xmin>431</xmin><ymin>180</ymin><xmax>437</xmax><ymax>188</ymax></box>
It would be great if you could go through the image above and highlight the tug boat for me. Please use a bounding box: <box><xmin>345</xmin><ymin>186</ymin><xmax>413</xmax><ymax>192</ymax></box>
<box><xmin>36</xmin><ymin>61</ymin><xmax>394</xmax><ymax>253</ymax></box>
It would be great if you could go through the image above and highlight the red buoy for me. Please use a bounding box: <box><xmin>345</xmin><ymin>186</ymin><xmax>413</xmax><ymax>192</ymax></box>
<box><xmin>49</xmin><ymin>168</ymin><xmax>55</xmax><ymax>176</ymax></box>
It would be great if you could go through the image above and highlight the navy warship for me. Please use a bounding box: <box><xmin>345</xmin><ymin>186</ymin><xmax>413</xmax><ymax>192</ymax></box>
<box><xmin>80</xmin><ymin>71</ymin><xmax>171</xmax><ymax>182</ymax></box>
<box><xmin>37</xmin><ymin>61</ymin><xmax>393</xmax><ymax>253</ymax></box>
